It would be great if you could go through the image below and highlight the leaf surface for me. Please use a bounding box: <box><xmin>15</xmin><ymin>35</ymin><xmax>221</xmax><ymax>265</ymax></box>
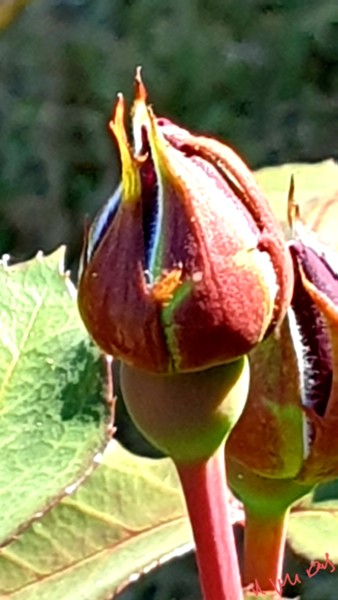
<box><xmin>288</xmin><ymin>499</ymin><xmax>338</xmax><ymax>564</ymax></box>
<box><xmin>256</xmin><ymin>160</ymin><xmax>338</xmax><ymax>229</ymax></box>
<box><xmin>0</xmin><ymin>441</ymin><xmax>193</xmax><ymax>599</ymax></box>
<box><xmin>0</xmin><ymin>249</ymin><xmax>111</xmax><ymax>545</ymax></box>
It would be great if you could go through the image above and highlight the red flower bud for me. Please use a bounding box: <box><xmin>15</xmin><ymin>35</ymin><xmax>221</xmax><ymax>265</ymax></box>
<box><xmin>78</xmin><ymin>70</ymin><xmax>293</xmax><ymax>373</ymax></box>
<box><xmin>228</xmin><ymin>185</ymin><xmax>338</xmax><ymax>488</ymax></box>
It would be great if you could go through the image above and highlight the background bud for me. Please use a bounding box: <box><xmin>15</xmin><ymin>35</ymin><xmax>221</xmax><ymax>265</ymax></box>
<box><xmin>228</xmin><ymin>195</ymin><xmax>338</xmax><ymax>489</ymax></box>
<box><xmin>227</xmin><ymin>314</ymin><xmax>305</xmax><ymax>480</ymax></box>
<box><xmin>78</xmin><ymin>72</ymin><xmax>293</xmax><ymax>373</ymax></box>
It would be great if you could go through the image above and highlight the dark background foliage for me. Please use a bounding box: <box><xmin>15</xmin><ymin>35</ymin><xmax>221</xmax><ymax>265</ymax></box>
<box><xmin>1</xmin><ymin>0</ymin><xmax>338</xmax><ymax>267</ymax></box>
<box><xmin>1</xmin><ymin>1</ymin><xmax>338</xmax><ymax>599</ymax></box>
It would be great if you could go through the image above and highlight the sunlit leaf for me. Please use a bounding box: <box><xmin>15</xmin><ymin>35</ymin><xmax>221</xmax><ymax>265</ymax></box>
<box><xmin>256</xmin><ymin>160</ymin><xmax>338</xmax><ymax>234</ymax></box>
<box><xmin>288</xmin><ymin>499</ymin><xmax>338</xmax><ymax>564</ymax></box>
<box><xmin>0</xmin><ymin>441</ymin><xmax>193</xmax><ymax>599</ymax></box>
<box><xmin>0</xmin><ymin>248</ymin><xmax>111</xmax><ymax>546</ymax></box>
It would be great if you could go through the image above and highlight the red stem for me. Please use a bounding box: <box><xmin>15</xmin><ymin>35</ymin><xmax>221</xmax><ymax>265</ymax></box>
<box><xmin>243</xmin><ymin>506</ymin><xmax>289</xmax><ymax>590</ymax></box>
<box><xmin>177</xmin><ymin>444</ymin><xmax>243</xmax><ymax>600</ymax></box>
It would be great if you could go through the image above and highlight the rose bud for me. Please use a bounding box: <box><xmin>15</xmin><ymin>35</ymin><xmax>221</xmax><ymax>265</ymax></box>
<box><xmin>78</xmin><ymin>70</ymin><xmax>293</xmax><ymax>373</ymax></box>
<box><xmin>227</xmin><ymin>184</ymin><xmax>338</xmax><ymax>496</ymax></box>
<box><xmin>226</xmin><ymin>302</ymin><xmax>315</xmax><ymax>591</ymax></box>
<box><xmin>228</xmin><ymin>219</ymin><xmax>338</xmax><ymax>485</ymax></box>
<box><xmin>226</xmin><ymin>187</ymin><xmax>338</xmax><ymax>591</ymax></box>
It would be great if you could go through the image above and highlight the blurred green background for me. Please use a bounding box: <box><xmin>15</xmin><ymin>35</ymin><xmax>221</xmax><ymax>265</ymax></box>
<box><xmin>1</xmin><ymin>0</ymin><xmax>338</xmax><ymax>269</ymax></box>
<box><xmin>1</xmin><ymin>1</ymin><xmax>338</xmax><ymax>599</ymax></box>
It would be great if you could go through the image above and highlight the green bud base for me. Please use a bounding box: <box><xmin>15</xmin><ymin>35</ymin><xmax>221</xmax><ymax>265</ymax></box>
<box><xmin>120</xmin><ymin>357</ymin><xmax>249</xmax><ymax>464</ymax></box>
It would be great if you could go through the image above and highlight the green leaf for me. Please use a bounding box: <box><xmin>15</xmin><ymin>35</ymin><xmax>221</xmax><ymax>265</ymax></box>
<box><xmin>255</xmin><ymin>159</ymin><xmax>338</xmax><ymax>226</ymax></box>
<box><xmin>288</xmin><ymin>499</ymin><xmax>338</xmax><ymax>564</ymax></box>
<box><xmin>0</xmin><ymin>248</ymin><xmax>111</xmax><ymax>545</ymax></box>
<box><xmin>0</xmin><ymin>441</ymin><xmax>193</xmax><ymax>599</ymax></box>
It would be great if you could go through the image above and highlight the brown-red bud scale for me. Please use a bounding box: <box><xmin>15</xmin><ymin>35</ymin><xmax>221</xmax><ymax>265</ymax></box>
<box><xmin>78</xmin><ymin>70</ymin><xmax>293</xmax><ymax>373</ymax></box>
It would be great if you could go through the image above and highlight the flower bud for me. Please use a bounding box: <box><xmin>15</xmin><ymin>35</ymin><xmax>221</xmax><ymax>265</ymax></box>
<box><xmin>228</xmin><ymin>185</ymin><xmax>338</xmax><ymax>491</ymax></box>
<box><xmin>78</xmin><ymin>70</ymin><xmax>293</xmax><ymax>373</ymax></box>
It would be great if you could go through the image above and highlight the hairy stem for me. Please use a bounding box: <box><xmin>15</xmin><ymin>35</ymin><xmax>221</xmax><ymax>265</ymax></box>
<box><xmin>177</xmin><ymin>443</ymin><xmax>243</xmax><ymax>600</ymax></box>
<box><xmin>243</xmin><ymin>505</ymin><xmax>289</xmax><ymax>590</ymax></box>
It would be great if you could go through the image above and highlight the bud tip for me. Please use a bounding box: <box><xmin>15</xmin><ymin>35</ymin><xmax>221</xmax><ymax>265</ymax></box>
<box><xmin>287</xmin><ymin>174</ymin><xmax>300</xmax><ymax>233</ymax></box>
<box><xmin>134</xmin><ymin>65</ymin><xmax>147</xmax><ymax>103</ymax></box>
<box><xmin>109</xmin><ymin>93</ymin><xmax>140</xmax><ymax>203</ymax></box>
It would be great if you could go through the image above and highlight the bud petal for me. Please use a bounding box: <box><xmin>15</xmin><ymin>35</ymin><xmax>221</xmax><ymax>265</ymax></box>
<box><xmin>289</xmin><ymin>236</ymin><xmax>338</xmax><ymax>483</ymax></box>
<box><xmin>78</xmin><ymin>71</ymin><xmax>293</xmax><ymax>373</ymax></box>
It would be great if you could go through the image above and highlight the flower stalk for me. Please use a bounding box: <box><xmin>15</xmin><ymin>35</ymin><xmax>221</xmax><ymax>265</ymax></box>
<box><xmin>120</xmin><ymin>359</ymin><xmax>249</xmax><ymax>600</ymax></box>
<box><xmin>227</xmin><ymin>457</ymin><xmax>313</xmax><ymax>593</ymax></box>
<box><xmin>177</xmin><ymin>444</ymin><xmax>243</xmax><ymax>600</ymax></box>
<box><xmin>243</xmin><ymin>505</ymin><xmax>288</xmax><ymax>589</ymax></box>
